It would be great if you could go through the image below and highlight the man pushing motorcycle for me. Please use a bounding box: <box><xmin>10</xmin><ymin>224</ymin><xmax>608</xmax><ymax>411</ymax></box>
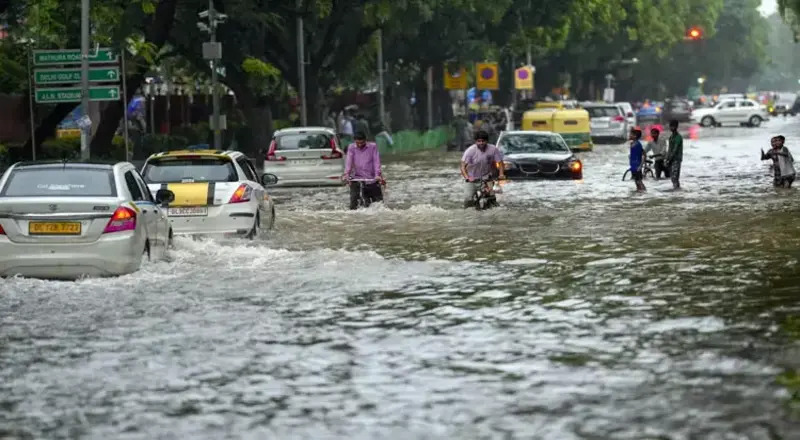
<box><xmin>460</xmin><ymin>130</ymin><xmax>505</xmax><ymax>208</ymax></box>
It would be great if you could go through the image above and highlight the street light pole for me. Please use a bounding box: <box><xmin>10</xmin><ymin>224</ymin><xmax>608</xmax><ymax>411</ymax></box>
<box><xmin>296</xmin><ymin>0</ymin><xmax>307</xmax><ymax>126</ymax></box>
<box><xmin>209</xmin><ymin>0</ymin><xmax>221</xmax><ymax>150</ymax></box>
<box><xmin>80</xmin><ymin>0</ymin><xmax>90</xmax><ymax>159</ymax></box>
<box><xmin>377</xmin><ymin>29</ymin><xmax>385</xmax><ymax>129</ymax></box>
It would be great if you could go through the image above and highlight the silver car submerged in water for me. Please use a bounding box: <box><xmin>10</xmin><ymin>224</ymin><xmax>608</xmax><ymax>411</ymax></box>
<box><xmin>263</xmin><ymin>127</ymin><xmax>346</xmax><ymax>187</ymax></box>
<box><xmin>0</xmin><ymin>161</ymin><xmax>175</xmax><ymax>279</ymax></box>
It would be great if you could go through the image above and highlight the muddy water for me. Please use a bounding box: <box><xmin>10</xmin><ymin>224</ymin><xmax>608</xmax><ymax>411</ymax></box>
<box><xmin>1</xmin><ymin>120</ymin><xmax>799</xmax><ymax>439</ymax></box>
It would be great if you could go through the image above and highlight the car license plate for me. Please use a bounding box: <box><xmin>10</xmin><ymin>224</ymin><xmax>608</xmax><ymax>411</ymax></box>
<box><xmin>29</xmin><ymin>222</ymin><xmax>81</xmax><ymax>235</ymax></box>
<box><xmin>168</xmin><ymin>207</ymin><xmax>208</xmax><ymax>217</ymax></box>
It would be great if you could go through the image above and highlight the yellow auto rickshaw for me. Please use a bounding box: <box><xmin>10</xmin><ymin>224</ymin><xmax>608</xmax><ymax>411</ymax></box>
<box><xmin>521</xmin><ymin>108</ymin><xmax>593</xmax><ymax>151</ymax></box>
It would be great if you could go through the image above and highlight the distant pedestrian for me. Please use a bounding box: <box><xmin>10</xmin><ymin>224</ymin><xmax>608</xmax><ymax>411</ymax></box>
<box><xmin>666</xmin><ymin>120</ymin><xmax>683</xmax><ymax>189</ymax></box>
<box><xmin>629</xmin><ymin>129</ymin><xmax>646</xmax><ymax>192</ymax></box>
<box><xmin>761</xmin><ymin>135</ymin><xmax>795</xmax><ymax>188</ymax></box>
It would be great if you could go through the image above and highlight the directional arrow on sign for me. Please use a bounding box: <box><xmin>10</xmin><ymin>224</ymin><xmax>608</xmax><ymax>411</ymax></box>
<box><xmin>34</xmin><ymin>67</ymin><xmax>120</xmax><ymax>85</ymax></box>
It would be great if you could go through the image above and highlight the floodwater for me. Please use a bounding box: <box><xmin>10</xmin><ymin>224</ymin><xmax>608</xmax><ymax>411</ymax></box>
<box><xmin>2</xmin><ymin>119</ymin><xmax>800</xmax><ymax>439</ymax></box>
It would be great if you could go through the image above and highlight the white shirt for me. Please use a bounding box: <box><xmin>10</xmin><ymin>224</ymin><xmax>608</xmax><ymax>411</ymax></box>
<box><xmin>645</xmin><ymin>137</ymin><xmax>668</xmax><ymax>156</ymax></box>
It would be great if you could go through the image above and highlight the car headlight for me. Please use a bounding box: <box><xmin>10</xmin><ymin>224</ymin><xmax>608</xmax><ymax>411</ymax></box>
<box><xmin>502</xmin><ymin>161</ymin><xmax>516</xmax><ymax>170</ymax></box>
<box><xmin>568</xmin><ymin>160</ymin><xmax>582</xmax><ymax>172</ymax></box>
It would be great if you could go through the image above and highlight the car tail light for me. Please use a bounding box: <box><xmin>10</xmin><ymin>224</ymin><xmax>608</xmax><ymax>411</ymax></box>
<box><xmin>266</xmin><ymin>140</ymin><xmax>286</xmax><ymax>161</ymax></box>
<box><xmin>613</xmin><ymin>115</ymin><xmax>625</xmax><ymax>122</ymax></box>
<box><xmin>103</xmin><ymin>206</ymin><xmax>136</xmax><ymax>234</ymax></box>
<box><xmin>0</xmin><ymin>223</ymin><xmax>5</xmax><ymax>235</ymax></box>
<box><xmin>229</xmin><ymin>184</ymin><xmax>252</xmax><ymax>203</ymax></box>
<box><xmin>321</xmin><ymin>137</ymin><xmax>343</xmax><ymax>159</ymax></box>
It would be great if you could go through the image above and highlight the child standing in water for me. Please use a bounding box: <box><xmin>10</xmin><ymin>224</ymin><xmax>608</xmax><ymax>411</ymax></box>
<box><xmin>761</xmin><ymin>135</ymin><xmax>796</xmax><ymax>188</ymax></box>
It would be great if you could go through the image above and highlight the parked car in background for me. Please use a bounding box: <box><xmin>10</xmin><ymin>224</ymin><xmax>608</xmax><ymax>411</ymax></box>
<box><xmin>771</xmin><ymin>93</ymin><xmax>797</xmax><ymax>117</ymax></box>
<box><xmin>691</xmin><ymin>98</ymin><xmax>769</xmax><ymax>127</ymax></box>
<box><xmin>263</xmin><ymin>127</ymin><xmax>345</xmax><ymax>187</ymax></box>
<box><xmin>142</xmin><ymin>149</ymin><xmax>277</xmax><ymax>238</ymax></box>
<box><xmin>661</xmin><ymin>98</ymin><xmax>693</xmax><ymax>123</ymax></box>
<box><xmin>582</xmin><ymin>103</ymin><xmax>628</xmax><ymax>142</ymax></box>
<box><xmin>496</xmin><ymin>131</ymin><xmax>583</xmax><ymax>180</ymax></box>
<box><xmin>616</xmin><ymin>102</ymin><xmax>637</xmax><ymax>128</ymax></box>
<box><xmin>0</xmin><ymin>161</ymin><xmax>174</xmax><ymax>279</ymax></box>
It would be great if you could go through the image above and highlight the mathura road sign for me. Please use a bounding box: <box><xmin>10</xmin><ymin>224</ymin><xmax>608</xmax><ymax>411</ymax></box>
<box><xmin>33</xmin><ymin>49</ymin><xmax>118</xmax><ymax>66</ymax></box>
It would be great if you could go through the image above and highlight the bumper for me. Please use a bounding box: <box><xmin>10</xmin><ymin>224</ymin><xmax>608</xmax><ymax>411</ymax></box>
<box><xmin>505</xmin><ymin>169</ymin><xmax>582</xmax><ymax>180</ymax></box>
<box><xmin>0</xmin><ymin>232</ymin><xmax>142</xmax><ymax>279</ymax></box>
<box><xmin>591</xmin><ymin>128</ymin><xmax>626</xmax><ymax>139</ymax></box>
<box><xmin>570</xmin><ymin>142</ymin><xmax>593</xmax><ymax>152</ymax></box>
<box><xmin>169</xmin><ymin>204</ymin><xmax>257</xmax><ymax>236</ymax></box>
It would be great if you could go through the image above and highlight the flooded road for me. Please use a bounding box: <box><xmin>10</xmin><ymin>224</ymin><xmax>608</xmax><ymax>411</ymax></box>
<box><xmin>2</xmin><ymin>120</ymin><xmax>800</xmax><ymax>439</ymax></box>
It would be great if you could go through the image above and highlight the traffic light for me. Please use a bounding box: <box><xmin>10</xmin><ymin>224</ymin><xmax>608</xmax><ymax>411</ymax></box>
<box><xmin>686</xmin><ymin>27</ymin><xmax>703</xmax><ymax>40</ymax></box>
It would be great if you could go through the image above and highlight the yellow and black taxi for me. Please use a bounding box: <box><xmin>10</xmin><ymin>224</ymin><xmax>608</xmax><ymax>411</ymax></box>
<box><xmin>141</xmin><ymin>149</ymin><xmax>278</xmax><ymax>238</ymax></box>
<box><xmin>497</xmin><ymin>131</ymin><xmax>583</xmax><ymax>180</ymax></box>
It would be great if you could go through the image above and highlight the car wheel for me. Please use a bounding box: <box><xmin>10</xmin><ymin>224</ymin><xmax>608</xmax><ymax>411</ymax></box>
<box><xmin>700</xmin><ymin>116</ymin><xmax>715</xmax><ymax>127</ymax></box>
<box><xmin>247</xmin><ymin>214</ymin><xmax>261</xmax><ymax>240</ymax></box>
<box><xmin>749</xmin><ymin>115</ymin><xmax>762</xmax><ymax>127</ymax></box>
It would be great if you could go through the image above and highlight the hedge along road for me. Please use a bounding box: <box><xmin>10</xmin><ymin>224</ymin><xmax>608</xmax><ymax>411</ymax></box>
<box><xmin>1</xmin><ymin>120</ymin><xmax>799</xmax><ymax>439</ymax></box>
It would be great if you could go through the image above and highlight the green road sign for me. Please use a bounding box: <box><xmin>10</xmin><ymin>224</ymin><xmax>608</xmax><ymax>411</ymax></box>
<box><xmin>34</xmin><ymin>68</ymin><xmax>120</xmax><ymax>85</ymax></box>
<box><xmin>35</xmin><ymin>86</ymin><xmax>121</xmax><ymax>103</ymax></box>
<box><xmin>33</xmin><ymin>49</ymin><xmax>118</xmax><ymax>66</ymax></box>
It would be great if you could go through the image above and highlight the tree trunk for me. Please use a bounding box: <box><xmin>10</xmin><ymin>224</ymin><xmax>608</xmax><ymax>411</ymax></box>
<box><xmin>389</xmin><ymin>82</ymin><xmax>413</xmax><ymax>132</ymax></box>
<box><xmin>305</xmin><ymin>71</ymin><xmax>324</xmax><ymax>126</ymax></box>
<box><xmin>90</xmin><ymin>0</ymin><xmax>178</xmax><ymax>158</ymax></box>
<box><xmin>23</xmin><ymin>103</ymin><xmax>78</xmax><ymax>159</ymax></box>
<box><xmin>237</xmin><ymin>89</ymin><xmax>273</xmax><ymax>159</ymax></box>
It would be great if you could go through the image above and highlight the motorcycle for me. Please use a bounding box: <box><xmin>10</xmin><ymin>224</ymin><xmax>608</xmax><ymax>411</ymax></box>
<box><xmin>469</xmin><ymin>174</ymin><xmax>500</xmax><ymax>210</ymax></box>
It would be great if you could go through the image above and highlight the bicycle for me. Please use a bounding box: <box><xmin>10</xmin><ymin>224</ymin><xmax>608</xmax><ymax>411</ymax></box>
<box><xmin>468</xmin><ymin>174</ymin><xmax>499</xmax><ymax>210</ymax></box>
<box><xmin>348</xmin><ymin>178</ymin><xmax>385</xmax><ymax>209</ymax></box>
<box><xmin>622</xmin><ymin>159</ymin><xmax>655</xmax><ymax>181</ymax></box>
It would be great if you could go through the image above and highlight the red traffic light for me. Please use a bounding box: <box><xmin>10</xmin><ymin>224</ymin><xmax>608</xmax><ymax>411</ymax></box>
<box><xmin>687</xmin><ymin>27</ymin><xmax>703</xmax><ymax>40</ymax></box>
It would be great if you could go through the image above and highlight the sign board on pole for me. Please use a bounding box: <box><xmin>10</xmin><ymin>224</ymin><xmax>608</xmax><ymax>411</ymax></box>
<box><xmin>476</xmin><ymin>63</ymin><xmax>499</xmax><ymax>90</ymax></box>
<box><xmin>34</xmin><ymin>67</ymin><xmax>120</xmax><ymax>84</ymax></box>
<box><xmin>35</xmin><ymin>86</ymin><xmax>121</xmax><ymax>103</ymax></box>
<box><xmin>514</xmin><ymin>66</ymin><xmax>534</xmax><ymax>90</ymax></box>
<box><xmin>33</xmin><ymin>48</ymin><xmax>118</xmax><ymax>66</ymax></box>
<box><xmin>603</xmin><ymin>88</ymin><xmax>615</xmax><ymax>103</ymax></box>
<box><xmin>443</xmin><ymin>66</ymin><xmax>468</xmax><ymax>90</ymax></box>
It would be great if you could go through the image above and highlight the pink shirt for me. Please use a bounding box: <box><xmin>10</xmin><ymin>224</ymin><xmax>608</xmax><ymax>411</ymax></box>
<box><xmin>344</xmin><ymin>142</ymin><xmax>381</xmax><ymax>180</ymax></box>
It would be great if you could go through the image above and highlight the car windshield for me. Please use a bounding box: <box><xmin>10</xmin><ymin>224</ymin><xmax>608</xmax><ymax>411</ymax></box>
<box><xmin>585</xmin><ymin>107</ymin><xmax>619</xmax><ymax>118</ymax></box>
<box><xmin>276</xmin><ymin>133</ymin><xmax>332</xmax><ymax>150</ymax></box>
<box><xmin>142</xmin><ymin>157</ymin><xmax>237</xmax><ymax>183</ymax></box>
<box><xmin>498</xmin><ymin>134</ymin><xmax>570</xmax><ymax>154</ymax></box>
<box><xmin>0</xmin><ymin>166</ymin><xmax>116</xmax><ymax>197</ymax></box>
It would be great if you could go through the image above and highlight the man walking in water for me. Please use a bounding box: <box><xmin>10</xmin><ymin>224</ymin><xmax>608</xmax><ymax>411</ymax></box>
<box><xmin>666</xmin><ymin>120</ymin><xmax>683</xmax><ymax>189</ymax></box>
<box><xmin>629</xmin><ymin>129</ymin><xmax>646</xmax><ymax>192</ymax></box>
<box><xmin>761</xmin><ymin>135</ymin><xmax>796</xmax><ymax>188</ymax></box>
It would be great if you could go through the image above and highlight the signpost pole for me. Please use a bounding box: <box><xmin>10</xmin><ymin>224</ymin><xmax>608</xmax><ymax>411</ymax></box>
<box><xmin>296</xmin><ymin>0</ymin><xmax>307</xmax><ymax>126</ymax></box>
<box><xmin>121</xmin><ymin>47</ymin><xmax>130</xmax><ymax>160</ymax></box>
<box><xmin>80</xmin><ymin>0</ymin><xmax>91</xmax><ymax>159</ymax></box>
<box><xmin>377</xmin><ymin>29</ymin><xmax>385</xmax><ymax>130</ymax></box>
<box><xmin>27</xmin><ymin>45</ymin><xmax>36</xmax><ymax>160</ymax></box>
<box><xmin>209</xmin><ymin>0</ymin><xmax>222</xmax><ymax>150</ymax></box>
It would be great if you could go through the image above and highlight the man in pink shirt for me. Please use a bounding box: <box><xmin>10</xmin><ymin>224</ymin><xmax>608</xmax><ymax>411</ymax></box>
<box><xmin>460</xmin><ymin>130</ymin><xmax>504</xmax><ymax>207</ymax></box>
<box><xmin>343</xmin><ymin>132</ymin><xmax>384</xmax><ymax>209</ymax></box>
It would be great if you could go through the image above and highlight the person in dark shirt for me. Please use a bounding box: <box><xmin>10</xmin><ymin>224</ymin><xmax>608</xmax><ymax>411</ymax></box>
<box><xmin>666</xmin><ymin>120</ymin><xmax>683</xmax><ymax>189</ymax></box>
<box><xmin>629</xmin><ymin>129</ymin><xmax>646</xmax><ymax>192</ymax></box>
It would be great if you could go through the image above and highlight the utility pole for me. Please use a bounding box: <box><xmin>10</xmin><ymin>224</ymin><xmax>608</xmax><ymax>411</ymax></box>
<box><xmin>200</xmin><ymin>2</ymin><xmax>226</xmax><ymax>149</ymax></box>
<box><xmin>296</xmin><ymin>0</ymin><xmax>307</xmax><ymax>125</ymax></box>
<box><xmin>426</xmin><ymin>67</ymin><xmax>433</xmax><ymax>129</ymax></box>
<box><xmin>209</xmin><ymin>0</ymin><xmax>221</xmax><ymax>149</ymax></box>
<box><xmin>80</xmin><ymin>0</ymin><xmax>90</xmax><ymax>159</ymax></box>
<box><xmin>377</xmin><ymin>29</ymin><xmax>385</xmax><ymax>129</ymax></box>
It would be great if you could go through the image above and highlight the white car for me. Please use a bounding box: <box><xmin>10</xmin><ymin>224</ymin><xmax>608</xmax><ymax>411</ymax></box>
<box><xmin>583</xmin><ymin>103</ymin><xmax>628</xmax><ymax>142</ymax></box>
<box><xmin>0</xmin><ymin>161</ymin><xmax>174</xmax><ymax>279</ymax></box>
<box><xmin>142</xmin><ymin>149</ymin><xmax>277</xmax><ymax>238</ymax></box>
<box><xmin>692</xmin><ymin>99</ymin><xmax>769</xmax><ymax>127</ymax></box>
<box><xmin>263</xmin><ymin>127</ymin><xmax>345</xmax><ymax>187</ymax></box>
<box><xmin>616</xmin><ymin>102</ymin><xmax>637</xmax><ymax>128</ymax></box>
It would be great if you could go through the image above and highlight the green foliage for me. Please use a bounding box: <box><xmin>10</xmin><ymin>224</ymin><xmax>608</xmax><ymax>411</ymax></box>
<box><xmin>40</xmin><ymin>135</ymin><xmax>128</xmax><ymax>159</ymax></box>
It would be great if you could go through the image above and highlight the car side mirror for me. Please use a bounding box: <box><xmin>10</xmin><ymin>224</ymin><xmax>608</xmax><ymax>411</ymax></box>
<box><xmin>260</xmin><ymin>173</ymin><xmax>279</xmax><ymax>186</ymax></box>
<box><xmin>155</xmin><ymin>189</ymin><xmax>175</xmax><ymax>206</ymax></box>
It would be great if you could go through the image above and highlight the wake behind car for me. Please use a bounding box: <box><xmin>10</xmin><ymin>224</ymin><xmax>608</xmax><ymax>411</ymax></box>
<box><xmin>0</xmin><ymin>161</ymin><xmax>174</xmax><ymax>279</ymax></box>
<box><xmin>497</xmin><ymin>131</ymin><xmax>583</xmax><ymax>180</ymax></box>
<box><xmin>142</xmin><ymin>149</ymin><xmax>278</xmax><ymax>238</ymax></box>
<box><xmin>263</xmin><ymin>126</ymin><xmax>345</xmax><ymax>187</ymax></box>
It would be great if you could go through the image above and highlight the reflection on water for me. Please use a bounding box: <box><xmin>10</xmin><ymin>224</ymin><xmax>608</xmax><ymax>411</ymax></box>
<box><xmin>1</xmin><ymin>122</ymin><xmax>799</xmax><ymax>439</ymax></box>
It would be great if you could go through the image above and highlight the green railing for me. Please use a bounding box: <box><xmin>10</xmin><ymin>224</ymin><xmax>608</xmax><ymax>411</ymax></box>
<box><xmin>375</xmin><ymin>126</ymin><xmax>454</xmax><ymax>155</ymax></box>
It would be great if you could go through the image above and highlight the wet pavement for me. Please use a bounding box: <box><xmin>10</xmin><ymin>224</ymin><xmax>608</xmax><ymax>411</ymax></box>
<box><xmin>2</xmin><ymin>119</ymin><xmax>800</xmax><ymax>439</ymax></box>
